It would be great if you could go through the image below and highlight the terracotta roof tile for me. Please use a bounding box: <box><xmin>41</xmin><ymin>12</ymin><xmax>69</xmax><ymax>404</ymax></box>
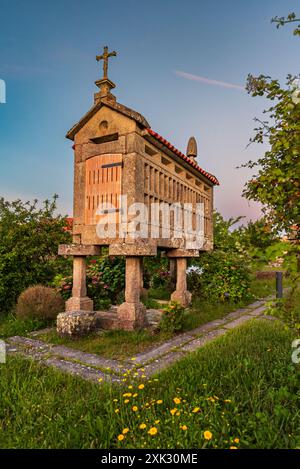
<box><xmin>147</xmin><ymin>129</ymin><xmax>219</xmax><ymax>185</ymax></box>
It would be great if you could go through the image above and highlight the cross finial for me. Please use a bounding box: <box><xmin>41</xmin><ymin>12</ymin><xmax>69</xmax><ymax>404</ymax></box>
<box><xmin>96</xmin><ymin>46</ymin><xmax>117</xmax><ymax>80</ymax></box>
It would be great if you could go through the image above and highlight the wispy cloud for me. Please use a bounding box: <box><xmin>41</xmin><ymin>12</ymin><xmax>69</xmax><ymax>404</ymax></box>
<box><xmin>174</xmin><ymin>70</ymin><xmax>245</xmax><ymax>91</ymax></box>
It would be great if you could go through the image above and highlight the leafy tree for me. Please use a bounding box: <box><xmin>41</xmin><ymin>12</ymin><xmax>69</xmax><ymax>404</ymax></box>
<box><xmin>0</xmin><ymin>195</ymin><xmax>71</xmax><ymax>313</ymax></box>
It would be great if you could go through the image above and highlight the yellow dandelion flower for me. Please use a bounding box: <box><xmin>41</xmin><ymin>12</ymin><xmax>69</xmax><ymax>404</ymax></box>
<box><xmin>117</xmin><ymin>434</ymin><xmax>125</xmax><ymax>441</ymax></box>
<box><xmin>176</xmin><ymin>411</ymin><xmax>180</xmax><ymax>416</ymax></box>
<box><xmin>234</xmin><ymin>438</ymin><xmax>240</xmax><ymax>444</ymax></box>
<box><xmin>122</xmin><ymin>428</ymin><xmax>129</xmax><ymax>434</ymax></box>
<box><xmin>230</xmin><ymin>446</ymin><xmax>238</xmax><ymax>450</ymax></box>
<box><xmin>113</xmin><ymin>399</ymin><xmax>118</xmax><ymax>402</ymax></box>
<box><xmin>133</xmin><ymin>393</ymin><xmax>138</xmax><ymax>397</ymax></box>
<box><xmin>192</xmin><ymin>407</ymin><xmax>200</xmax><ymax>413</ymax></box>
<box><xmin>153</xmin><ymin>378</ymin><xmax>159</xmax><ymax>381</ymax></box>
<box><xmin>124</xmin><ymin>399</ymin><xmax>129</xmax><ymax>404</ymax></box>
<box><xmin>98</xmin><ymin>378</ymin><xmax>103</xmax><ymax>382</ymax></box>
<box><xmin>139</xmin><ymin>423</ymin><xmax>147</xmax><ymax>429</ymax></box>
<box><xmin>132</xmin><ymin>406</ymin><xmax>138</xmax><ymax>412</ymax></box>
<box><xmin>173</xmin><ymin>397</ymin><xmax>181</xmax><ymax>404</ymax></box>
<box><xmin>155</xmin><ymin>420</ymin><xmax>160</xmax><ymax>424</ymax></box>
<box><xmin>138</xmin><ymin>384</ymin><xmax>145</xmax><ymax>390</ymax></box>
<box><xmin>204</xmin><ymin>430</ymin><xmax>213</xmax><ymax>440</ymax></box>
<box><xmin>181</xmin><ymin>425</ymin><xmax>188</xmax><ymax>431</ymax></box>
<box><xmin>123</xmin><ymin>393</ymin><xmax>132</xmax><ymax>397</ymax></box>
<box><xmin>170</xmin><ymin>408</ymin><xmax>178</xmax><ymax>415</ymax></box>
<box><xmin>115</xmin><ymin>409</ymin><xmax>120</xmax><ymax>413</ymax></box>
<box><xmin>157</xmin><ymin>400</ymin><xmax>163</xmax><ymax>404</ymax></box>
<box><xmin>224</xmin><ymin>399</ymin><xmax>232</xmax><ymax>403</ymax></box>
<box><xmin>131</xmin><ymin>357</ymin><xmax>137</xmax><ymax>361</ymax></box>
<box><xmin>128</xmin><ymin>385</ymin><xmax>133</xmax><ymax>389</ymax></box>
<box><xmin>148</xmin><ymin>427</ymin><xmax>158</xmax><ymax>436</ymax></box>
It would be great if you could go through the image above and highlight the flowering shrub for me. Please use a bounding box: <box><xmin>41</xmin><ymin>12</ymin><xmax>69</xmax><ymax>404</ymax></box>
<box><xmin>189</xmin><ymin>251</ymin><xmax>252</xmax><ymax>303</ymax></box>
<box><xmin>159</xmin><ymin>301</ymin><xmax>185</xmax><ymax>333</ymax></box>
<box><xmin>54</xmin><ymin>255</ymin><xmax>125</xmax><ymax>310</ymax></box>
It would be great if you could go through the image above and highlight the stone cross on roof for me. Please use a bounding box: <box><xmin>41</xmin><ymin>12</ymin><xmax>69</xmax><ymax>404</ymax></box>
<box><xmin>96</xmin><ymin>46</ymin><xmax>117</xmax><ymax>80</ymax></box>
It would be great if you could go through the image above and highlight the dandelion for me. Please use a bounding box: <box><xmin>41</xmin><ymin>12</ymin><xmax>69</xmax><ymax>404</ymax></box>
<box><xmin>192</xmin><ymin>407</ymin><xmax>200</xmax><ymax>413</ymax></box>
<box><xmin>181</xmin><ymin>425</ymin><xmax>188</xmax><ymax>431</ymax></box>
<box><xmin>117</xmin><ymin>434</ymin><xmax>125</xmax><ymax>441</ymax></box>
<box><xmin>122</xmin><ymin>428</ymin><xmax>129</xmax><ymax>434</ymax></box>
<box><xmin>173</xmin><ymin>397</ymin><xmax>181</xmax><ymax>405</ymax></box>
<box><xmin>133</xmin><ymin>393</ymin><xmax>138</xmax><ymax>397</ymax></box>
<box><xmin>155</xmin><ymin>420</ymin><xmax>160</xmax><ymax>424</ymax></box>
<box><xmin>234</xmin><ymin>438</ymin><xmax>240</xmax><ymax>444</ymax></box>
<box><xmin>131</xmin><ymin>357</ymin><xmax>137</xmax><ymax>361</ymax></box>
<box><xmin>176</xmin><ymin>411</ymin><xmax>180</xmax><ymax>416</ymax></box>
<box><xmin>139</xmin><ymin>423</ymin><xmax>147</xmax><ymax>429</ymax></box>
<box><xmin>230</xmin><ymin>446</ymin><xmax>238</xmax><ymax>450</ymax></box>
<box><xmin>123</xmin><ymin>393</ymin><xmax>132</xmax><ymax>397</ymax></box>
<box><xmin>148</xmin><ymin>427</ymin><xmax>158</xmax><ymax>436</ymax></box>
<box><xmin>113</xmin><ymin>399</ymin><xmax>118</xmax><ymax>402</ymax></box>
<box><xmin>98</xmin><ymin>378</ymin><xmax>103</xmax><ymax>382</ymax></box>
<box><xmin>128</xmin><ymin>385</ymin><xmax>133</xmax><ymax>389</ymax></box>
<box><xmin>138</xmin><ymin>384</ymin><xmax>145</xmax><ymax>390</ymax></box>
<box><xmin>132</xmin><ymin>406</ymin><xmax>138</xmax><ymax>412</ymax></box>
<box><xmin>124</xmin><ymin>399</ymin><xmax>130</xmax><ymax>404</ymax></box>
<box><xmin>170</xmin><ymin>408</ymin><xmax>178</xmax><ymax>415</ymax></box>
<box><xmin>204</xmin><ymin>430</ymin><xmax>213</xmax><ymax>440</ymax></box>
<box><xmin>224</xmin><ymin>399</ymin><xmax>232</xmax><ymax>403</ymax></box>
<box><xmin>115</xmin><ymin>409</ymin><xmax>120</xmax><ymax>413</ymax></box>
<box><xmin>157</xmin><ymin>400</ymin><xmax>163</xmax><ymax>404</ymax></box>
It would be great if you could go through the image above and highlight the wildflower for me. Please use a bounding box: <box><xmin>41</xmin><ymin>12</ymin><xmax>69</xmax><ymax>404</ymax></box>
<box><xmin>155</xmin><ymin>420</ymin><xmax>160</xmax><ymax>424</ymax></box>
<box><xmin>124</xmin><ymin>399</ymin><xmax>129</xmax><ymax>404</ymax></box>
<box><xmin>98</xmin><ymin>378</ymin><xmax>103</xmax><ymax>382</ymax></box>
<box><xmin>123</xmin><ymin>393</ymin><xmax>132</xmax><ymax>397</ymax></box>
<box><xmin>139</xmin><ymin>423</ymin><xmax>147</xmax><ymax>429</ymax></box>
<box><xmin>115</xmin><ymin>409</ymin><xmax>120</xmax><ymax>413</ymax></box>
<box><xmin>133</xmin><ymin>393</ymin><xmax>138</xmax><ymax>398</ymax></box>
<box><xmin>230</xmin><ymin>446</ymin><xmax>238</xmax><ymax>450</ymax></box>
<box><xmin>176</xmin><ymin>411</ymin><xmax>180</xmax><ymax>416</ymax></box>
<box><xmin>170</xmin><ymin>408</ymin><xmax>178</xmax><ymax>415</ymax></box>
<box><xmin>117</xmin><ymin>434</ymin><xmax>124</xmax><ymax>441</ymax></box>
<box><xmin>122</xmin><ymin>428</ymin><xmax>129</xmax><ymax>434</ymax></box>
<box><xmin>192</xmin><ymin>407</ymin><xmax>200</xmax><ymax>413</ymax></box>
<box><xmin>131</xmin><ymin>357</ymin><xmax>137</xmax><ymax>361</ymax></box>
<box><xmin>207</xmin><ymin>397</ymin><xmax>215</xmax><ymax>403</ymax></box>
<box><xmin>234</xmin><ymin>438</ymin><xmax>240</xmax><ymax>444</ymax></box>
<box><xmin>173</xmin><ymin>397</ymin><xmax>181</xmax><ymax>405</ymax></box>
<box><xmin>138</xmin><ymin>384</ymin><xmax>145</xmax><ymax>390</ymax></box>
<box><xmin>113</xmin><ymin>399</ymin><xmax>118</xmax><ymax>402</ymax></box>
<box><xmin>157</xmin><ymin>400</ymin><xmax>163</xmax><ymax>404</ymax></box>
<box><xmin>181</xmin><ymin>425</ymin><xmax>188</xmax><ymax>431</ymax></box>
<box><xmin>128</xmin><ymin>385</ymin><xmax>133</xmax><ymax>389</ymax></box>
<box><xmin>132</xmin><ymin>406</ymin><xmax>138</xmax><ymax>412</ymax></box>
<box><xmin>148</xmin><ymin>427</ymin><xmax>158</xmax><ymax>436</ymax></box>
<box><xmin>224</xmin><ymin>399</ymin><xmax>232</xmax><ymax>403</ymax></box>
<box><xmin>204</xmin><ymin>430</ymin><xmax>213</xmax><ymax>440</ymax></box>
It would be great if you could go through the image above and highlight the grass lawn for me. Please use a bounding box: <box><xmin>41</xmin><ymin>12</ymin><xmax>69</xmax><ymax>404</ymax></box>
<box><xmin>0</xmin><ymin>320</ymin><xmax>299</xmax><ymax>449</ymax></box>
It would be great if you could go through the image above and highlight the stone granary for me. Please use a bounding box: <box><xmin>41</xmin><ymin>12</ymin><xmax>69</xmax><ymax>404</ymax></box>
<box><xmin>58</xmin><ymin>46</ymin><xmax>219</xmax><ymax>335</ymax></box>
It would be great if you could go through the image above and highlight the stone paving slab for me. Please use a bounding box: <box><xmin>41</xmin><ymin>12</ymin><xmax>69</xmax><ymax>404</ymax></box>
<box><xmin>141</xmin><ymin>350</ymin><xmax>186</xmax><ymax>376</ymax></box>
<box><xmin>181</xmin><ymin>329</ymin><xmax>227</xmax><ymax>352</ymax></box>
<box><xmin>223</xmin><ymin>315</ymin><xmax>255</xmax><ymax>329</ymax></box>
<box><xmin>131</xmin><ymin>332</ymin><xmax>195</xmax><ymax>364</ymax></box>
<box><xmin>188</xmin><ymin>317</ymin><xmax>229</xmax><ymax>336</ymax></box>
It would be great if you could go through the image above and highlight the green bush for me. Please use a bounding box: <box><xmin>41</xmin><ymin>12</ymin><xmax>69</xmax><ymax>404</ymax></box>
<box><xmin>54</xmin><ymin>255</ymin><xmax>125</xmax><ymax>310</ymax></box>
<box><xmin>16</xmin><ymin>285</ymin><xmax>64</xmax><ymax>320</ymax></box>
<box><xmin>159</xmin><ymin>301</ymin><xmax>185</xmax><ymax>333</ymax></box>
<box><xmin>0</xmin><ymin>196</ymin><xmax>71</xmax><ymax>313</ymax></box>
<box><xmin>189</xmin><ymin>251</ymin><xmax>252</xmax><ymax>303</ymax></box>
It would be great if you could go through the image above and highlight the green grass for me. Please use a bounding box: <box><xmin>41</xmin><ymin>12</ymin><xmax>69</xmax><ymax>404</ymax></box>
<box><xmin>0</xmin><ymin>313</ymin><xmax>51</xmax><ymax>340</ymax></box>
<box><xmin>36</xmin><ymin>328</ymin><xmax>172</xmax><ymax>360</ymax></box>
<box><xmin>0</xmin><ymin>320</ymin><xmax>299</xmax><ymax>448</ymax></box>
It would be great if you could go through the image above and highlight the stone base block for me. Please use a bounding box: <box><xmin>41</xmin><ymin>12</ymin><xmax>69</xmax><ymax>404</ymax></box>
<box><xmin>57</xmin><ymin>311</ymin><xmax>96</xmax><ymax>337</ymax></box>
<box><xmin>117</xmin><ymin>302</ymin><xmax>148</xmax><ymax>330</ymax></box>
<box><xmin>171</xmin><ymin>290</ymin><xmax>192</xmax><ymax>307</ymax></box>
<box><xmin>66</xmin><ymin>296</ymin><xmax>93</xmax><ymax>312</ymax></box>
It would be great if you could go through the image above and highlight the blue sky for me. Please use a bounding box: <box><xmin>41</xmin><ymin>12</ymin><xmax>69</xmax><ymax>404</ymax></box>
<box><xmin>0</xmin><ymin>0</ymin><xmax>299</xmax><ymax>223</ymax></box>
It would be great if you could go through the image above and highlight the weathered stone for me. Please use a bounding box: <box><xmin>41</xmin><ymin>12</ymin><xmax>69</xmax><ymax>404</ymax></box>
<box><xmin>181</xmin><ymin>329</ymin><xmax>227</xmax><ymax>352</ymax></box>
<box><xmin>223</xmin><ymin>315</ymin><xmax>254</xmax><ymax>329</ymax></box>
<box><xmin>58</xmin><ymin>244</ymin><xmax>101</xmax><ymax>256</ymax></box>
<box><xmin>171</xmin><ymin>257</ymin><xmax>192</xmax><ymax>307</ymax></box>
<box><xmin>57</xmin><ymin>311</ymin><xmax>97</xmax><ymax>337</ymax></box>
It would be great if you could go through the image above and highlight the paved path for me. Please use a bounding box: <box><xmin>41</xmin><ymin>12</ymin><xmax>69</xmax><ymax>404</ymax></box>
<box><xmin>5</xmin><ymin>299</ymin><xmax>276</xmax><ymax>384</ymax></box>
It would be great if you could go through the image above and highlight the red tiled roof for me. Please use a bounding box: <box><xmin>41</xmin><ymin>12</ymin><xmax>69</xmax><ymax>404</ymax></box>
<box><xmin>146</xmin><ymin>128</ymin><xmax>219</xmax><ymax>185</ymax></box>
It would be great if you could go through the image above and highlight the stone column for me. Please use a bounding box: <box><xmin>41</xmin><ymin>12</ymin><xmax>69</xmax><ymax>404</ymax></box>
<box><xmin>117</xmin><ymin>256</ymin><xmax>147</xmax><ymax>329</ymax></box>
<box><xmin>66</xmin><ymin>256</ymin><xmax>94</xmax><ymax>312</ymax></box>
<box><xmin>171</xmin><ymin>258</ymin><xmax>192</xmax><ymax>307</ymax></box>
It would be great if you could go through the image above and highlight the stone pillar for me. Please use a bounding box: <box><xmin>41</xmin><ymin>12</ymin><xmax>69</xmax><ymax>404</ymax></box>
<box><xmin>66</xmin><ymin>256</ymin><xmax>93</xmax><ymax>311</ymax></box>
<box><xmin>171</xmin><ymin>258</ymin><xmax>192</xmax><ymax>307</ymax></box>
<box><xmin>117</xmin><ymin>256</ymin><xmax>147</xmax><ymax>329</ymax></box>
